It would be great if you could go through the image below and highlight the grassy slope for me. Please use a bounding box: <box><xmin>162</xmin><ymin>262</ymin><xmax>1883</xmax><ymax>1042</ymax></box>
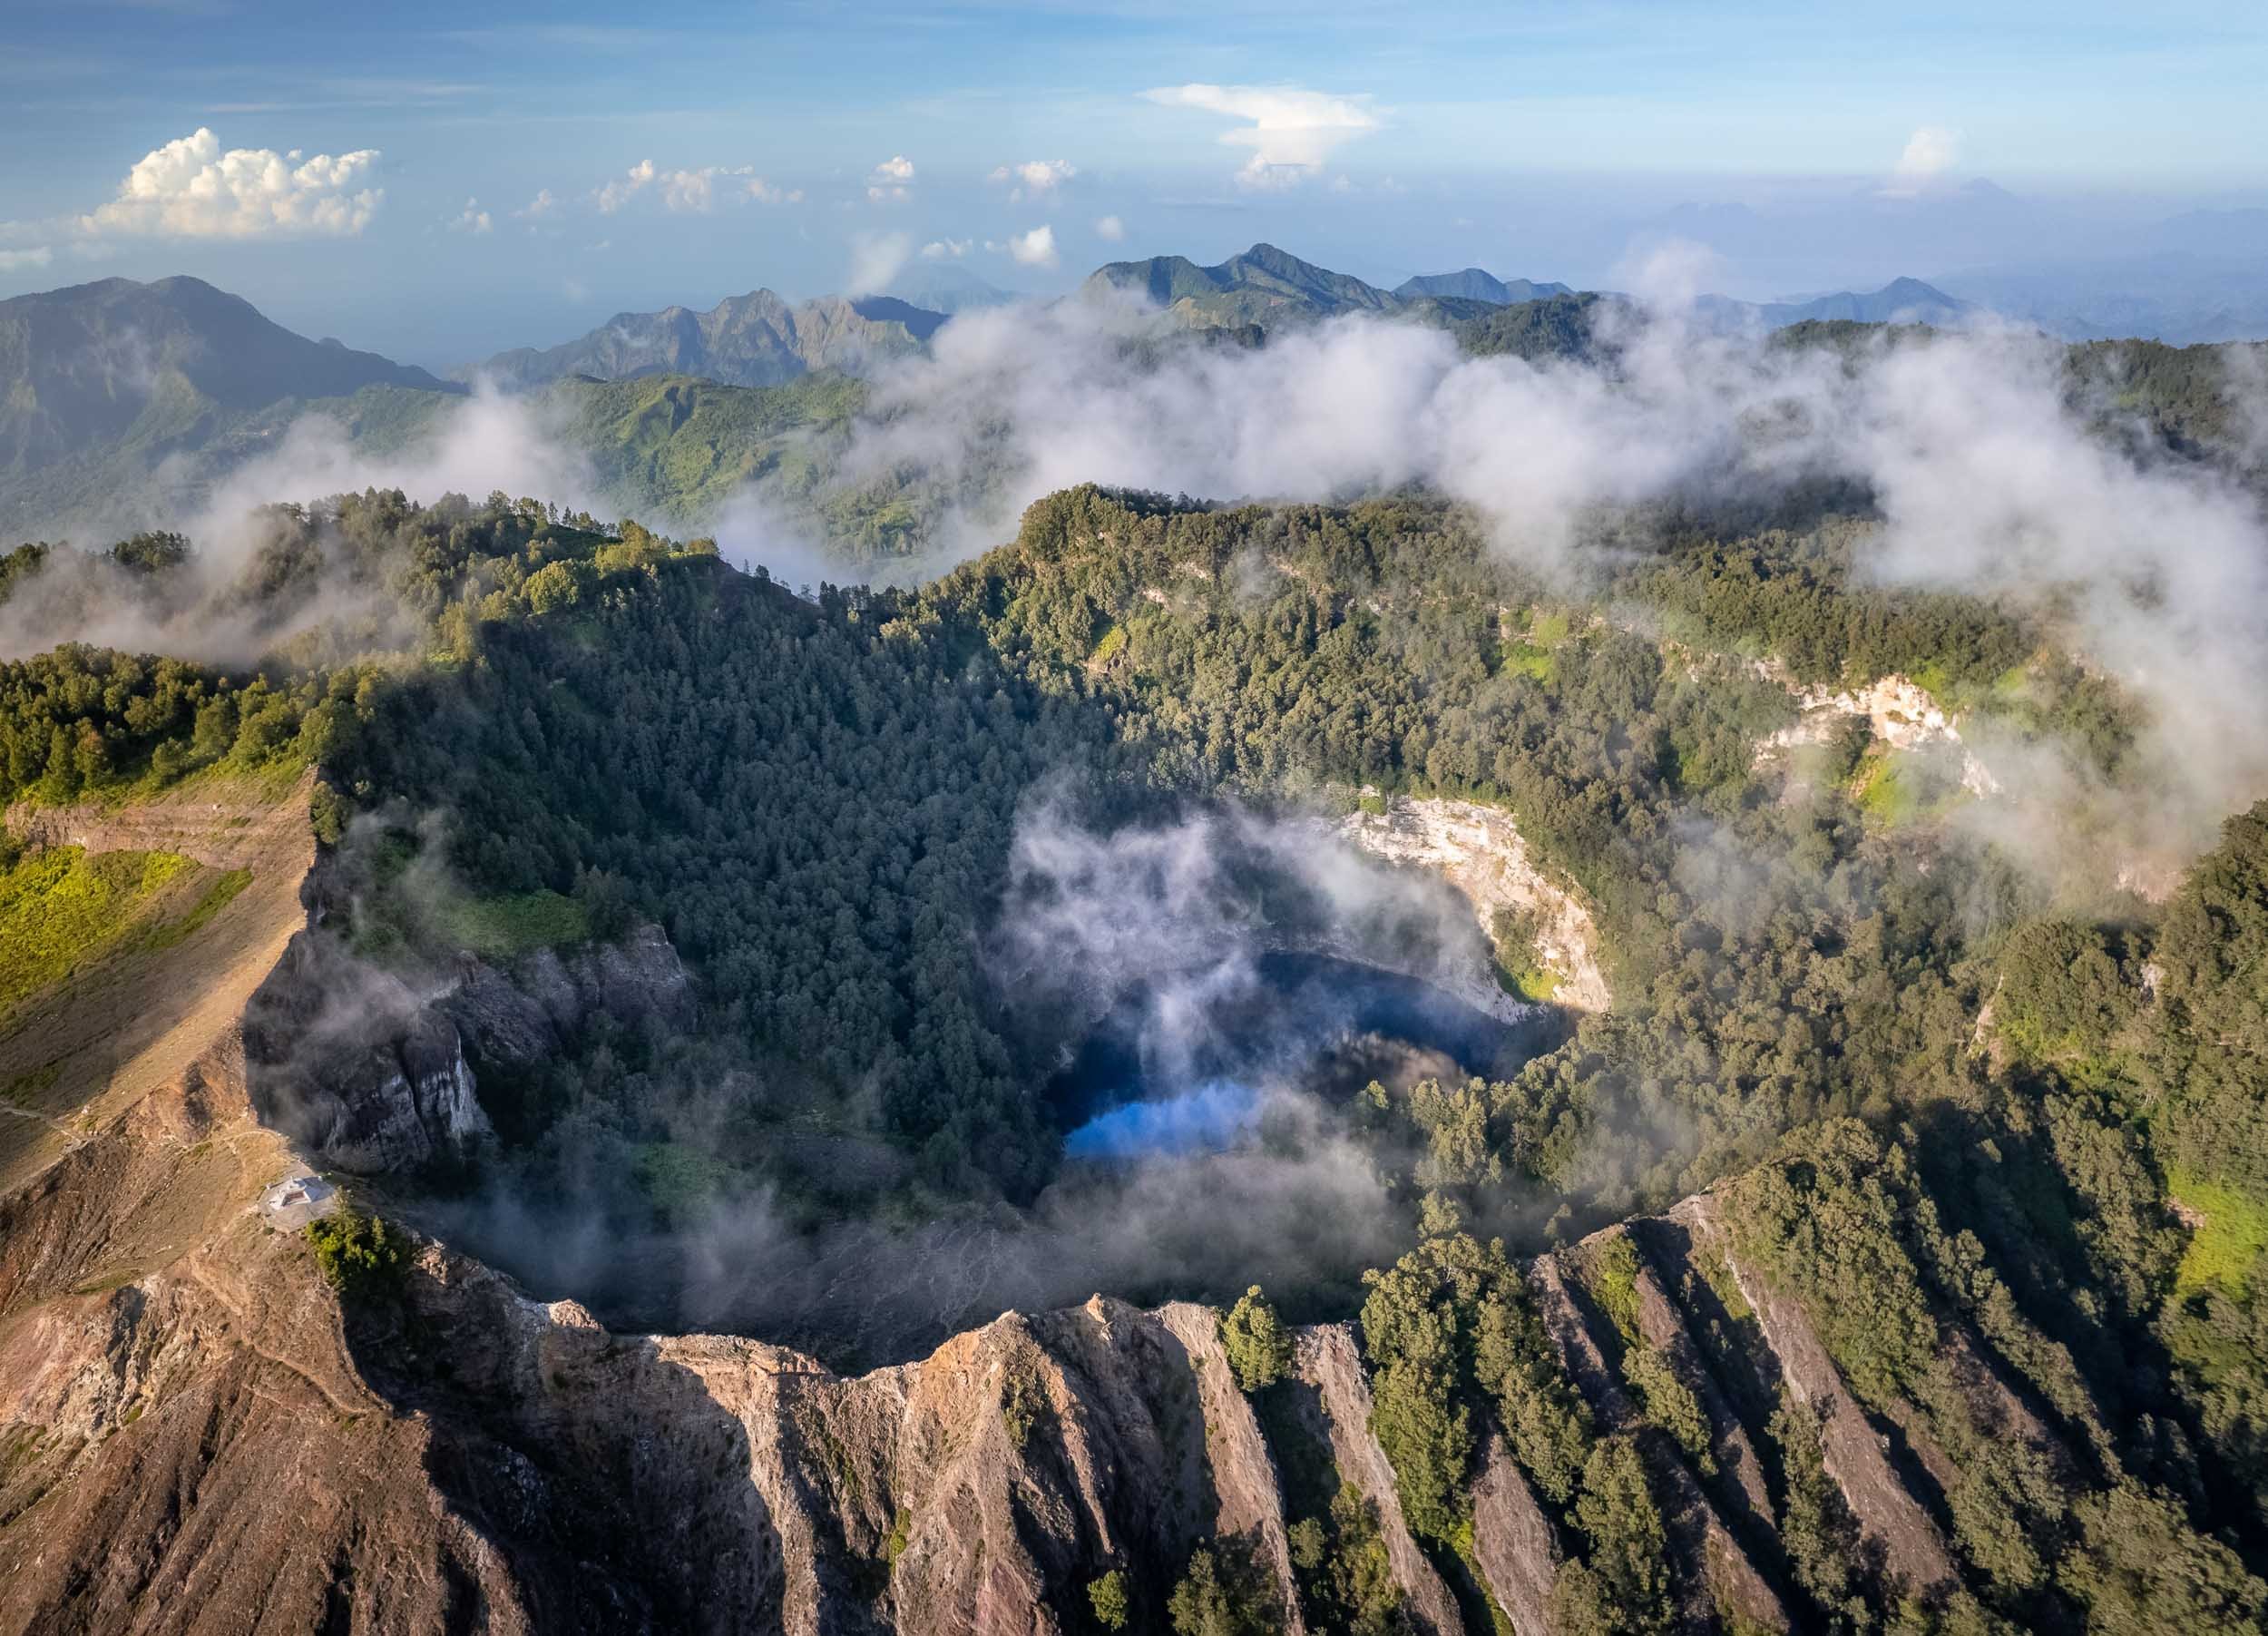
<box><xmin>541</xmin><ymin>370</ymin><xmax>866</xmax><ymax>523</ymax></box>
<box><xmin>0</xmin><ymin>847</ymin><xmax>207</xmax><ymax>1022</ymax></box>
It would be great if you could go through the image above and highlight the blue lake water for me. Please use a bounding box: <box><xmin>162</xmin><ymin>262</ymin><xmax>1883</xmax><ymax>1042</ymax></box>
<box><xmin>1050</xmin><ymin>950</ymin><xmax>1549</xmax><ymax>1157</ymax></box>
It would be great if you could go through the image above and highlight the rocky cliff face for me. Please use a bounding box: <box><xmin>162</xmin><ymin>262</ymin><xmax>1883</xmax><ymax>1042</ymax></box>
<box><xmin>242</xmin><ymin>918</ymin><xmax>692</xmax><ymax>1175</ymax></box>
<box><xmin>1334</xmin><ymin>795</ymin><xmax>1612</xmax><ymax>1014</ymax></box>
<box><xmin>242</xmin><ymin>928</ymin><xmax>493</xmax><ymax>1173</ymax></box>
<box><xmin>1750</xmin><ymin>665</ymin><xmax>2001</xmax><ymax>799</ymax></box>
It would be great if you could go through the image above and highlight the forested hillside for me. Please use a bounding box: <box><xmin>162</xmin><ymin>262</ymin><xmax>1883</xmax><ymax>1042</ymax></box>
<box><xmin>3</xmin><ymin>475</ymin><xmax>2266</xmax><ymax>1627</ymax></box>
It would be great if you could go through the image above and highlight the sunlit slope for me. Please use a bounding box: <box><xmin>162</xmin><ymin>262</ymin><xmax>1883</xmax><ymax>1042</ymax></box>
<box><xmin>0</xmin><ymin>771</ymin><xmax>317</xmax><ymax>1192</ymax></box>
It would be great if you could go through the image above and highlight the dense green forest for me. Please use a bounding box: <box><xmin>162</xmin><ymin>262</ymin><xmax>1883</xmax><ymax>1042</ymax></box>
<box><xmin>4</xmin><ymin>478</ymin><xmax>2267</xmax><ymax>1626</ymax></box>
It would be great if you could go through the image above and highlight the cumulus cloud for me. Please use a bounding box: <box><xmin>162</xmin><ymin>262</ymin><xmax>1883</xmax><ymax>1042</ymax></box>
<box><xmin>446</xmin><ymin>197</ymin><xmax>493</xmax><ymax>234</ymax></box>
<box><xmin>1094</xmin><ymin>213</ymin><xmax>1126</xmax><ymax>242</ymax></box>
<box><xmin>594</xmin><ymin>158</ymin><xmax>656</xmax><ymax>213</ymax></box>
<box><xmin>991</xmin><ymin>224</ymin><xmax>1058</xmax><ymax>268</ymax></box>
<box><xmin>0</xmin><ymin>247</ymin><xmax>53</xmax><ymax>272</ymax></box>
<box><xmin>920</xmin><ymin>238</ymin><xmax>971</xmax><ymax>260</ymax></box>
<box><xmin>80</xmin><ymin>128</ymin><xmax>382</xmax><ymax>238</ymax></box>
<box><xmin>659</xmin><ymin>164</ymin><xmax>745</xmax><ymax>211</ymax></box>
<box><xmin>846</xmin><ymin>229</ymin><xmax>913</xmax><ymax>295</ymax></box>
<box><xmin>1141</xmin><ymin>83</ymin><xmax>1379</xmax><ymax>188</ymax></box>
<box><xmin>513</xmin><ymin>188</ymin><xmax>557</xmax><ymax>219</ymax></box>
<box><xmin>591</xmin><ymin>160</ymin><xmax>793</xmax><ymax>214</ymax></box>
<box><xmin>1883</xmin><ymin>124</ymin><xmax>1960</xmax><ymax>197</ymax></box>
<box><xmin>990</xmin><ymin>158</ymin><xmax>1076</xmax><ymax>202</ymax></box>
<box><xmin>865</xmin><ymin>155</ymin><xmax>915</xmax><ymax>203</ymax></box>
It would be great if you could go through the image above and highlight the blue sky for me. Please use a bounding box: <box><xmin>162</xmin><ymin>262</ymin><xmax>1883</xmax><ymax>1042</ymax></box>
<box><xmin>4</xmin><ymin>0</ymin><xmax>2265</xmax><ymax>365</ymax></box>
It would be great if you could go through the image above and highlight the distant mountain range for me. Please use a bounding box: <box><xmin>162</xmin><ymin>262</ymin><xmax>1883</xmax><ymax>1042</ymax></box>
<box><xmin>1</xmin><ymin>256</ymin><xmax>2253</xmax><ymax>551</ymax></box>
<box><xmin>1934</xmin><ymin>254</ymin><xmax>2268</xmax><ymax>347</ymax></box>
<box><xmin>885</xmin><ymin>264</ymin><xmax>1022</xmax><ymax>315</ymax></box>
<box><xmin>462</xmin><ymin>289</ymin><xmax>949</xmax><ymax>390</ymax></box>
<box><xmin>1081</xmin><ymin>242</ymin><xmax>1501</xmax><ymax>329</ymax></box>
<box><xmin>1394</xmin><ymin>269</ymin><xmax>1573</xmax><ymax>306</ymax></box>
<box><xmin>1696</xmin><ymin>276</ymin><xmax>1974</xmax><ymax>332</ymax></box>
<box><xmin>0</xmin><ymin>276</ymin><xmax>449</xmax><ymax>477</ymax></box>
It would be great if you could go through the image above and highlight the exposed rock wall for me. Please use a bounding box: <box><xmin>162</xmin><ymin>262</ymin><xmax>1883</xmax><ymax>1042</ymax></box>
<box><xmin>1334</xmin><ymin>795</ymin><xmax>1612</xmax><ymax>1014</ymax></box>
<box><xmin>1751</xmin><ymin>666</ymin><xmax>2001</xmax><ymax>798</ymax></box>
<box><xmin>242</xmin><ymin>920</ymin><xmax>691</xmax><ymax>1176</ymax></box>
<box><xmin>242</xmin><ymin>929</ymin><xmax>494</xmax><ymax>1174</ymax></box>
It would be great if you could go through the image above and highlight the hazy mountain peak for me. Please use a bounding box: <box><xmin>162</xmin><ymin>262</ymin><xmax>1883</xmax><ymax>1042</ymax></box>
<box><xmin>0</xmin><ymin>273</ymin><xmax>446</xmax><ymax>476</ymax></box>
<box><xmin>1394</xmin><ymin>268</ymin><xmax>1575</xmax><ymax>306</ymax></box>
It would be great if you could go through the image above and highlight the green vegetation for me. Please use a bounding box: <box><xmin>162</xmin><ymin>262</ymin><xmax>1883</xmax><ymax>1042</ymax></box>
<box><xmin>2170</xmin><ymin>1171</ymin><xmax>2268</xmax><ymax>1298</ymax></box>
<box><xmin>1001</xmin><ymin>1359</ymin><xmax>1050</xmax><ymax>1450</ymax></box>
<box><xmin>430</xmin><ymin>889</ymin><xmax>589</xmax><ymax>960</ymax></box>
<box><xmin>0</xmin><ymin>847</ymin><xmax>199</xmax><ymax>1018</ymax></box>
<box><xmin>1167</xmin><ymin>1543</ymin><xmax>1276</xmax><ymax>1636</ymax></box>
<box><xmin>1455</xmin><ymin>293</ymin><xmax>1617</xmax><ymax>366</ymax></box>
<box><xmin>1488</xmin><ymin>905</ymin><xmax>1558</xmax><ymax>1002</ymax></box>
<box><xmin>8</xmin><ymin>442</ymin><xmax>2268</xmax><ymax>1621</ymax></box>
<box><xmin>1222</xmin><ymin>1285</ymin><xmax>1294</xmax><ymax>1392</ymax></box>
<box><xmin>1087</xmin><ymin>1569</ymin><xmax>1129</xmax><ymax>1631</ymax></box>
<box><xmin>306</xmin><ymin>1210</ymin><xmax>406</xmax><ymax>1299</ymax></box>
<box><xmin>1287</xmin><ymin>1487</ymin><xmax>1411</xmax><ymax>1634</ymax></box>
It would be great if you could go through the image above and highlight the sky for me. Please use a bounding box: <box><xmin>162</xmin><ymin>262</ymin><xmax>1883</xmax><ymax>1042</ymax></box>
<box><xmin>4</xmin><ymin>0</ymin><xmax>2266</xmax><ymax>367</ymax></box>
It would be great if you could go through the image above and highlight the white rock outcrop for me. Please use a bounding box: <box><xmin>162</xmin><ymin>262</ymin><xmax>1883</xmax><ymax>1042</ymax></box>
<box><xmin>1334</xmin><ymin>796</ymin><xmax>1611</xmax><ymax>1013</ymax></box>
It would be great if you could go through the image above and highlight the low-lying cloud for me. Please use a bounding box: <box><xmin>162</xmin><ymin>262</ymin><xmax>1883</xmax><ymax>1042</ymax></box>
<box><xmin>827</xmin><ymin>288</ymin><xmax>2268</xmax><ymax>864</ymax></box>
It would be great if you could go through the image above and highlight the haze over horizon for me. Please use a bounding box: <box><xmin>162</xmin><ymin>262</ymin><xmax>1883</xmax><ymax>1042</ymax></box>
<box><xmin>5</xmin><ymin>0</ymin><xmax>2268</xmax><ymax>365</ymax></box>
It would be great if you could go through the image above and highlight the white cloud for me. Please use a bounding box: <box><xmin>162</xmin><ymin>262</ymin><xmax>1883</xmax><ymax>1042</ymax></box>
<box><xmin>921</xmin><ymin>239</ymin><xmax>971</xmax><ymax>260</ymax></box>
<box><xmin>1140</xmin><ymin>83</ymin><xmax>1378</xmax><ymax>188</ymax></box>
<box><xmin>865</xmin><ymin>156</ymin><xmax>915</xmax><ymax>206</ymax></box>
<box><xmin>846</xmin><ymin>230</ymin><xmax>912</xmax><ymax>295</ymax></box>
<box><xmin>990</xmin><ymin>158</ymin><xmax>1076</xmax><ymax>202</ymax></box>
<box><xmin>514</xmin><ymin>188</ymin><xmax>557</xmax><ymax>219</ymax></box>
<box><xmin>1094</xmin><ymin>214</ymin><xmax>1126</xmax><ymax>242</ymax></box>
<box><xmin>991</xmin><ymin>225</ymin><xmax>1058</xmax><ymax>269</ymax></box>
<box><xmin>447</xmin><ymin>197</ymin><xmax>493</xmax><ymax>234</ymax></box>
<box><xmin>660</xmin><ymin>164</ymin><xmax>742</xmax><ymax>212</ymax></box>
<box><xmin>592</xmin><ymin>160</ymin><xmax>793</xmax><ymax>214</ymax></box>
<box><xmin>1883</xmin><ymin>125</ymin><xmax>1960</xmax><ymax>197</ymax></box>
<box><xmin>0</xmin><ymin>247</ymin><xmax>54</xmax><ymax>272</ymax></box>
<box><xmin>80</xmin><ymin>127</ymin><xmax>382</xmax><ymax>239</ymax></box>
<box><xmin>594</xmin><ymin>158</ymin><xmax>655</xmax><ymax>213</ymax></box>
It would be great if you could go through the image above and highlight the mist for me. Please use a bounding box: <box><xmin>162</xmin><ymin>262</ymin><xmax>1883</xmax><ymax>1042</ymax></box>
<box><xmin>806</xmin><ymin>285</ymin><xmax>2268</xmax><ymax>868</ymax></box>
<box><xmin>414</xmin><ymin>798</ymin><xmax>1556</xmax><ymax>1367</ymax></box>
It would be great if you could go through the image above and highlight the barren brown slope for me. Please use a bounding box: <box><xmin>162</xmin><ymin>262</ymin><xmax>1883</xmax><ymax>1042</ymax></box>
<box><xmin>0</xmin><ymin>777</ymin><xmax>535</xmax><ymax>1634</ymax></box>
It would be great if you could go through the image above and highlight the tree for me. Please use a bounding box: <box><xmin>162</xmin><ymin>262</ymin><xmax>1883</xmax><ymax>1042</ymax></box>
<box><xmin>1222</xmin><ymin>1285</ymin><xmax>1293</xmax><ymax>1393</ymax></box>
<box><xmin>1087</xmin><ymin>1570</ymin><xmax>1130</xmax><ymax>1631</ymax></box>
<box><xmin>1168</xmin><ymin>1545</ymin><xmax>1273</xmax><ymax>1636</ymax></box>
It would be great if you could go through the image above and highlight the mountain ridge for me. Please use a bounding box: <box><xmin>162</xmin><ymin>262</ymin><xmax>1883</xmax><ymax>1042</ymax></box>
<box><xmin>0</xmin><ymin>275</ymin><xmax>450</xmax><ymax>476</ymax></box>
<box><xmin>461</xmin><ymin>288</ymin><xmax>949</xmax><ymax>390</ymax></box>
